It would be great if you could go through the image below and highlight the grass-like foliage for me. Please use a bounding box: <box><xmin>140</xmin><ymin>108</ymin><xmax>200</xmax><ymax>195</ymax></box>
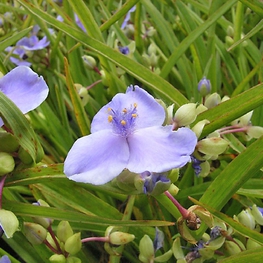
<box><xmin>1</xmin><ymin>0</ymin><xmax>263</xmax><ymax>262</ymax></box>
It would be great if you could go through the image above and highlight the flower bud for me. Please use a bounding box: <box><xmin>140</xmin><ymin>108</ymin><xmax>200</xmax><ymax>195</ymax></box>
<box><xmin>247</xmin><ymin>126</ymin><xmax>263</xmax><ymax>139</ymax></box>
<box><xmin>246</xmin><ymin>238</ymin><xmax>261</xmax><ymax>249</ymax></box>
<box><xmin>154</xmin><ymin>250</ymin><xmax>173</xmax><ymax>262</ymax></box>
<box><xmin>139</xmin><ymin>235</ymin><xmax>154</xmax><ymax>263</ymax></box>
<box><xmin>197</xmin><ymin>137</ymin><xmax>228</xmax><ymax>156</ymax></box>
<box><xmin>236</xmin><ymin>210</ymin><xmax>255</xmax><ymax>229</ymax></box>
<box><xmin>225</xmin><ymin>36</ymin><xmax>234</xmax><ymax>48</ymax></box>
<box><xmin>66</xmin><ymin>256</ymin><xmax>81</xmax><ymax>263</ymax></box>
<box><xmin>82</xmin><ymin>55</ymin><xmax>96</xmax><ymax>70</ymax></box>
<box><xmin>172</xmin><ymin>237</ymin><xmax>185</xmax><ymax>260</ymax></box>
<box><xmin>64</xmin><ymin>232</ymin><xmax>82</xmax><ymax>255</ymax></box>
<box><xmin>32</xmin><ymin>199</ymin><xmax>53</xmax><ymax>228</ymax></box>
<box><xmin>192</xmin><ymin>120</ymin><xmax>210</xmax><ymax>138</ymax></box>
<box><xmin>198</xmin><ymin>77</ymin><xmax>211</xmax><ymax>96</ymax></box>
<box><xmin>231</xmin><ymin>111</ymin><xmax>252</xmax><ymax>126</ymax></box>
<box><xmin>57</xmin><ymin>221</ymin><xmax>74</xmax><ymax>243</ymax></box>
<box><xmin>109</xmin><ymin>231</ymin><xmax>135</xmax><ymax>245</ymax></box>
<box><xmin>224</xmin><ymin>240</ymin><xmax>242</xmax><ymax>256</ymax></box>
<box><xmin>0</xmin><ymin>152</ymin><xmax>15</xmax><ymax>176</ymax></box>
<box><xmin>18</xmin><ymin>147</ymin><xmax>33</xmax><ymax>165</ymax></box>
<box><xmin>24</xmin><ymin>222</ymin><xmax>47</xmax><ymax>245</ymax></box>
<box><xmin>173</xmin><ymin>103</ymin><xmax>197</xmax><ymax>127</ymax></box>
<box><xmin>148</xmin><ymin>43</ymin><xmax>157</xmax><ymax>55</ymax></box>
<box><xmin>49</xmin><ymin>254</ymin><xmax>66</xmax><ymax>263</ymax></box>
<box><xmin>146</xmin><ymin>26</ymin><xmax>156</xmax><ymax>37</ymax></box>
<box><xmin>204</xmin><ymin>93</ymin><xmax>221</xmax><ymax>108</ymax></box>
<box><xmin>199</xmin><ymin>161</ymin><xmax>210</xmax><ymax>178</ymax></box>
<box><xmin>227</xmin><ymin>26</ymin><xmax>234</xmax><ymax>37</ymax></box>
<box><xmin>251</xmin><ymin>205</ymin><xmax>263</xmax><ymax>225</ymax></box>
<box><xmin>0</xmin><ymin>131</ymin><xmax>19</xmax><ymax>152</ymax></box>
<box><xmin>0</xmin><ymin>209</ymin><xmax>19</xmax><ymax>238</ymax></box>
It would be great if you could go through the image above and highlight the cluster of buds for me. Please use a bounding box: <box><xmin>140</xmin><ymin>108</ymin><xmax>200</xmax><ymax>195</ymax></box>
<box><xmin>142</xmin><ymin>43</ymin><xmax>159</xmax><ymax>72</ymax></box>
<box><xmin>23</xmin><ymin>200</ymin><xmax>82</xmax><ymax>263</ymax></box>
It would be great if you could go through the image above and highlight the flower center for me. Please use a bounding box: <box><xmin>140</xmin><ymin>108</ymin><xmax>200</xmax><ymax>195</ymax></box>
<box><xmin>107</xmin><ymin>103</ymin><xmax>138</xmax><ymax>137</ymax></box>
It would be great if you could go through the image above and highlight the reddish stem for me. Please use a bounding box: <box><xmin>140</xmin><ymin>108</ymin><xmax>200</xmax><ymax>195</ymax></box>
<box><xmin>47</xmin><ymin>225</ymin><xmax>63</xmax><ymax>254</ymax></box>
<box><xmin>81</xmin><ymin>236</ymin><xmax>109</xmax><ymax>243</ymax></box>
<box><xmin>86</xmin><ymin>79</ymin><xmax>102</xmax><ymax>90</ymax></box>
<box><xmin>164</xmin><ymin>191</ymin><xmax>190</xmax><ymax>219</ymax></box>
<box><xmin>44</xmin><ymin>239</ymin><xmax>62</xmax><ymax>254</ymax></box>
<box><xmin>0</xmin><ymin>175</ymin><xmax>7</xmax><ymax>209</ymax></box>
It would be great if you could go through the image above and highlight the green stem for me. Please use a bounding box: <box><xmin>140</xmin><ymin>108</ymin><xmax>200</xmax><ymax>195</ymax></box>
<box><xmin>109</xmin><ymin>195</ymin><xmax>135</xmax><ymax>263</ymax></box>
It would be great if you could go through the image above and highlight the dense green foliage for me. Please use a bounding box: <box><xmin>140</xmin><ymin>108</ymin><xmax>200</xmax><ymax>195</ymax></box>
<box><xmin>1</xmin><ymin>0</ymin><xmax>263</xmax><ymax>262</ymax></box>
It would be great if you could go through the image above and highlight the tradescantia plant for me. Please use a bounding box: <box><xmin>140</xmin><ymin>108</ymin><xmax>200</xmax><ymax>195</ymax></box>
<box><xmin>1</xmin><ymin>0</ymin><xmax>263</xmax><ymax>262</ymax></box>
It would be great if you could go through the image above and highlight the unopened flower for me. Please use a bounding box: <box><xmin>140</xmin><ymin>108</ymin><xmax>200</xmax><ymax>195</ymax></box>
<box><xmin>0</xmin><ymin>66</ymin><xmax>49</xmax><ymax>126</ymax></box>
<box><xmin>198</xmin><ymin>77</ymin><xmax>211</xmax><ymax>96</ymax></box>
<box><xmin>64</xmin><ymin>85</ymin><xmax>197</xmax><ymax>185</ymax></box>
<box><xmin>141</xmin><ymin>171</ymin><xmax>171</xmax><ymax>195</ymax></box>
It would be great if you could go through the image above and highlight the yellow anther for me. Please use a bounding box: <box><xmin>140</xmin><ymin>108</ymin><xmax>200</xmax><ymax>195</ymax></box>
<box><xmin>122</xmin><ymin>108</ymin><xmax>128</xmax><ymax>113</ymax></box>
<box><xmin>107</xmin><ymin>107</ymin><xmax>112</xmax><ymax>112</ymax></box>
<box><xmin>134</xmin><ymin>103</ymin><xmax>137</xmax><ymax>108</ymax></box>
<box><xmin>121</xmin><ymin>120</ymin><xmax>126</xmax><ymax>126</ymax></box>
<box><xmin>132</xmin><ymin>113</ymin><xmax>137</xmax><ymax>118</ymax></box>
<box><xmin>108</xmin><ymin>115</ymin><xmax>113</xmax><ymax>122</ymax></box>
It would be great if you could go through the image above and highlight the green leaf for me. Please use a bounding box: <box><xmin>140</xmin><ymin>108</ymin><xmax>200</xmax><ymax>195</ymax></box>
<box><xmin>0</xmin><ymin>92</ymin><xmax>44</xmax><ymax>163</ymax></box>
<box><xmin>17</xmin><ymin>0</ymin><xmax>188</xmax><ymax>107</ymax></box>
<box><xmin>0</xmin><ymin>27</ymin><xmax>32</xmax><ymax>53</ymax></box>
<box><xmin>3</xmin><ymin>200</ymin><xmax>174</xmax><ymax>228</ymax></box>
<box><xmin>64</xmin><ymin>57</ymin><xmax>90</xmax><ymax>135</ymax></box>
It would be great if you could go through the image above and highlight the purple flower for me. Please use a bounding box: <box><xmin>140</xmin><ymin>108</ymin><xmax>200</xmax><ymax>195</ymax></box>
<box><xmin>5</xmin><ymin>26</ymin><xmax>49</xmax><ymax>66</ymax></box>
<box><xmin>191</xmin><ymin>156</ymin><xmax>203</xmax><ymax>176</ymax></box>
<box><xmin>121</xmin><ymin>6</ymin><xmax>136</xmax><ymax>29</ymax></box>
<box><xmin>0</xmin><ymin>66</ymin><xmax>49</xmax><ymax>126</ymax></box>
<box><xmin>119</xmin><ymin>46</ymin><xmax>130</xmax><ymax>55</ymax></box>
<box><xmin>0</xmin><ymin>256</ymin><xmax>11</xmax><ymax>263</ymax></box>
<box><xmin>64</xmin><ymin>85</ymin><xmax>197</xmax><ymax>185</ymax></box>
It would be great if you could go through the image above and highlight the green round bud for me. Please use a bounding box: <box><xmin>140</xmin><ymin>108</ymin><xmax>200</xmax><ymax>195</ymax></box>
<box><xmin>237</xmin><ymin>210</ymin><xmax>255</xmax><ymax>229</ymax></box>
<box><xmin>173</xmin><ymin>103</ymin><xmax>197</xmax><ymax>127</ymax></box>
<box><xmin>197</xmin><ymin>137</ymin><xmax>228</xmax><ymax>156</ymax></box>
<box><xmin>224</xmin><ymin>240</ymin><xmax>242</xmax><ymax>256</ymax></box>
<box><xmin>0</xmin><ymin>152</ymin><xmax>15</xmax><ymax>176</ymax></box>
<box><xmin>246</xmin><ymin>238</ymin><xmax>261</xmax><ymax>249</ymax></box>
<box><xmin>251</xmin><ymin>205</ymin><xmax>263</xmax><ymax>225</ymax></box>
<box><xmin>227</xmin><ymin>26</ymin><xmax>234</xmax><ymax>37</ymax></box>
<box><xmin>49</xmin><ymin>254</ymin><xmax>66</xmax><ymax>263</ymax></box>
<box><xmin>204</xmin><ymin>93</ymin><xmax>221</xmax><ymax>109</ymax></box>
<box><xmin>0</xmin><ymin>131</ymin><xmax>19</xmax><ymax>152</ymax></box>
<box><xmin>109</xmin><ymin>231</ymin><xmax>135</xmax><ymax>245</ymax></box>
<box><xmin>0</xmin><ymin>209</ymin><xmax>19</xmax><ymax>238</ymax></box>
<box><xmin>247</xmin><ymin>126</ymin><xmax>263</xmax><ymax>139</ymax></box>
<box><xmin>64</xmin><ymin>232</ymin><xmax>82</xmax><ymax>255</ymax></box>
<box><xmin>82</xmin><ymin>55</ymin><xmax>96</xmax><ymax>70</ymax></box>
<box><xmin>139</xmin><ymin>235</ymin><xmax>154</xmax><ymax>263</ymax></box>
<box><xmin>24</xmin><ymin>222</ymin><xmax>47</xmax><ymax>245</ymax></box>
<box><xmin>18</xmin><ymin>147</ymin><xmax>33</xmax><ymax>165</ymax></box>
<box><xmin>225</xmin><ymin>35</ymin><xmax>234</xmax><ymax>47</ymax></box>
<box><xmin>57</xmin><ymin>221</ymin><xmax>74</xmax><ymax>243</ymax></box>
<box><xmin>66</xmin><ymin>256</ymin><xmax>81</xmax><ymax>263</ymax></box>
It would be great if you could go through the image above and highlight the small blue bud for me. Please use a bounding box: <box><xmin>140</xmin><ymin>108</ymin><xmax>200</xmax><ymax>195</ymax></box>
<box><xmin>118</xmin><ymin>46</ymin><xmax>130</xmax><ymax>55</ymax></box>
<box><xmin>198</xmin><ymin>77</ymin><xmax>211</xmax><ymax>96</ymax></box>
